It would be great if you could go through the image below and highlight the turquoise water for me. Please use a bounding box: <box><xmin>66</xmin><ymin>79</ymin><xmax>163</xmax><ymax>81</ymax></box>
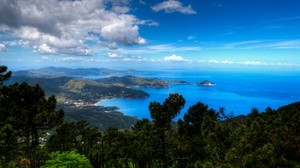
<box><xmin>98</xmin><ymin>70</ymin><xmax>300</xmax><ymax>119</ymax></box>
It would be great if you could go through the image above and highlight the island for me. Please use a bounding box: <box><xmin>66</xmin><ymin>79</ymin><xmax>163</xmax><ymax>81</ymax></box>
<box><xmin>198</xmin><ymin>80</ymin><xmax>216</xmax><ymax>87</ymax></box>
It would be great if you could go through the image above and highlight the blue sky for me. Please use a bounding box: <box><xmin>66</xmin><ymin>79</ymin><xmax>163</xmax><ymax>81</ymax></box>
<box><xmin>0</xmin><ymin>0</ymin><xmax>300</xmax><ymax>71</ymax></box>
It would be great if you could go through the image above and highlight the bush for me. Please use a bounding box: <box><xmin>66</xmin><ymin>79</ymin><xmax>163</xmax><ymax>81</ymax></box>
<box><xmin>42</xmin><ymin>151</ymin><xmax>92</xmax><ymax>168</ymax></box>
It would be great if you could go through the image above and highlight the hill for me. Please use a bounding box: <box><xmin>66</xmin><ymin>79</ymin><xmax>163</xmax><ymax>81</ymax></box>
<box><xmin>95</xmin><ymin>75</ymin><xmax>168</xmax><ymax>88</ymax></box>
<box><xmin>13</xmin><ymin>67</ymin><xmax>137</xmax><ymax>78</ymax></box>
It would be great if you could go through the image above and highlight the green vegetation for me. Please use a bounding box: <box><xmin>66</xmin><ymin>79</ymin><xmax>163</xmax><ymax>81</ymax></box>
<box><xmin>41</xmin><ymin>151</ymin><xmax>92</xmax><ymax>168</ymax></box>
<box><xmin>1</xmin><ymin>66</ymin><xmax>300</xmax><ymax>167</ymax></box>
<box><xmin>96</xmin><ymin>76</ymin><xmax>169</xmax><ymax>88</ymax></box>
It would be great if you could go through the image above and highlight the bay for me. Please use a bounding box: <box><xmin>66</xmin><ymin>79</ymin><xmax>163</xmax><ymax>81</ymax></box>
<box><xmin>98</xmin><ymin>70</ymin><xmax>300</xmax><ymax>119</ymax></box>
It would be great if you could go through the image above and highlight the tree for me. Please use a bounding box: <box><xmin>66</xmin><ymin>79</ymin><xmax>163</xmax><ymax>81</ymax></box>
<box><xmin>177</xmin><ymin>102</ymin><xmax>219</xmax><ymax>165</ymax></box>
<box><xmin>47</xmin><ymin>121</ymin><xmax>102</xmax><ymax>168</ymax></box>
<box><xmin>131</xmin><ymin>119</ymin><xmax>156</xmax><ymax>168</ymax></box>
<box><xmin>0</xmin><ymin>65</ymin><xmax>11</xmax><ymax>86</ymax></box>
<box><xmin>179</xmin><ymin>102</ymin><xmax>217</xmax><ymax>135</ymax></box>
<box><xmin>41</xmin><ymin>151</ymin><xmax>92</xmax><ymax>168</ymax></box>
<box><xmin>0</xmin><ymin>81</ymin><xmax>64</xmax><ymax>167</ymax></box>
<box><xmin>149</xmin><ymin>93</ymin><xmax>185</xmax><ymax>167</ymax></box>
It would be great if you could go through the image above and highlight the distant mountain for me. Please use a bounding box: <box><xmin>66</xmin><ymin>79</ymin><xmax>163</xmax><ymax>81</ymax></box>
<box><xmin>95</xmin><ymin>76</ymin><xmax>169</xmax><ymax>88</ymax></box>
<box><xmin>13</xmin><ymin>67</ymin><xmax>137</xmax><ymax>78</ymax></box>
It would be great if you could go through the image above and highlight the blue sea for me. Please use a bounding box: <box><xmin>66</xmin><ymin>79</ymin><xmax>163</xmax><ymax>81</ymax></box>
<box><xmin>98</xmin><ymin>70</ymin><xmax>300</xmax><ymax>119</ymax></box>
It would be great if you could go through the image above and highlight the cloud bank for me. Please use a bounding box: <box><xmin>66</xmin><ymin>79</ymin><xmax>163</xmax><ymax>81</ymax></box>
<box><xmin>152</xmin><ymin>0</ymin><xmax>196</xmax><ymax>14</ymax></box>
<box><xmin>0</xmin><ymin>0</ymin><xmax>151</xmax><ymax>56</ymax></box>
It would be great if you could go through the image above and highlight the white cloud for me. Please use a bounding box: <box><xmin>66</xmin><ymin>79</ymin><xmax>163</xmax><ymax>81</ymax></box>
<box><xmin>123</xmin><ymin>55</ymin><xmax>147</xmax><ymax>62</ymax></box>
<box><xmin>112</xmin><ymin>6</ymin><xmax>130</xmax><ymax>14</ymax></box>
<box><xmin>163</xmin><ymin>54</ymin><xmax>185</xmax><ymax>62</ymax></box>
<box><xmin>4</xmin><ymin>40</ymin><xmax>30</xmax><ymax>47</ymax></box>
<box><xmin>0</xmin><ymin>43</ymin><xmax>7</xmax><ymax>52</ymax></box>
<box><xmin>152</xmin><ymin>0</ymin><xmax>196</xmax><ymax>14</ymax></box>
<box><xmin>137</xmin><ymin>20</ymin><xmax>160</xmax><ymax>26</ymax></box>
<box><xmin>139</xmin><ymin>0</ymin><xmax>146</xmax><ymax>5</ymax></box>
<box><xmin>199</xmin><ymin>59</ymin><xmax>298</xmax><ymax>67</ymax></box>
<box><xmin>147</xmin><ymin>44</ymin><xmax>201</xmax><ymax>52</ymax></box>
<box><xmin>36</xmin><ymin>43</ymin><xmax>56</xmax><ymax>54</ymax></box>
<box><xmin>40</xmin><ymin>56</ymin><xmax>51</xmax><ymax>61</ymax></box>
<box><xmin>241</xmin><ymin>61</ymin><xmax>266</xmax><ymax>65</ymax></box>
<box><xmin>208</xmin><ymin>60</ymin><xmax>220</xmax><ymax>64</ymax></box>
<box><xmin>270</xmin><ymin>40</ymin><xmax>300</xmax><ymax>49</ymax></box>
<box><xmin>61</xmin><ymin>57</ymin><xmax>84</xmax><ymax>62</ymax></box>
<box><xmin>0</xmin><ymin>0</ymin><xmax>149</xmax><ymax>55</ymax></box>
<box><xmin>107</xmin><ymin>52</ymin><xmax>122</xmax><ymax>59</ymax></box>
<box><xmin>103</xmin><ymin>44</ymin><xmax>201</xmax><ymax>56</ymax></box>
<box><xmin>221</xmin><ymin>39</ymin><xmax>300</xmax><ymax>50</ymax></box>
<box><xmin>220</xmin><ymin>60</ymin><xmax>235</xmax><ymax>64</ymax></box>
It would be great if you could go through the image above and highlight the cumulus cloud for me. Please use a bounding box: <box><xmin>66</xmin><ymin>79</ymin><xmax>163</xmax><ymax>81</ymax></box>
<box><xmin>163</xmin><ymin>54</ymin><xmax>185</xmax><ymax>62</ymax></box>
<box><xmin>152</xmin><ymin>0</ymin><xmax>196</xmax><ymax>14</ymax></box>
<box><xmin>0</xmin><ymin>0</ymin><xmax>150</xmax><ymax>56</ymax></box>
<box><xmin>0</xmin><ymin>43</ymin><xmax>7</xmax><ymax>52</ymax></box>
<box><xmin>107</xmin><ymin>52</ymin><xmax>122</xmax><ymax>59</ymax></box>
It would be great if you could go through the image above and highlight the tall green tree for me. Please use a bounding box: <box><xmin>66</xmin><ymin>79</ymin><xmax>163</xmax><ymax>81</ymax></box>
<box><xmin>176</xmin><ymin>102</ymin><xmax>219</xmax><ymax>166</ymax></box>
<box><xmin>149</xmin><ymin>93</ymin><xmax>185</xmax><ymax>167</ymax></box>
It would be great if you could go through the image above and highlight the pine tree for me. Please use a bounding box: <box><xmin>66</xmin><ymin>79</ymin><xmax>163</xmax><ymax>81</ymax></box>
<box><xmin>149</xmin><ymin>93</ymin><xmax>185</xmax><ymax>167</ymax></box>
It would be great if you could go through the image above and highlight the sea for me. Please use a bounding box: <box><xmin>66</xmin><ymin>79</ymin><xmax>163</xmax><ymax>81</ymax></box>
<box><xmin>97</xmin><ymin>70</ymin><xmax>300</xmax><ymax>120</ymax></box>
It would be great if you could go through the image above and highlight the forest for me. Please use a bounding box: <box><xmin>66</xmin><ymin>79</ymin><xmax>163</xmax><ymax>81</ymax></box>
<box><xmin>1</xmin><ymin>65</ymin><xmax>299</xmax><ymax>168</ymax></box>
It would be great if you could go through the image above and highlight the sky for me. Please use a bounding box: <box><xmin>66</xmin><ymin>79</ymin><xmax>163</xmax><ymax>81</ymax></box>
<box><xmin>0</xmin><ymin>0</ymin><xmax>300</xmax><ymax>71</ymax></box>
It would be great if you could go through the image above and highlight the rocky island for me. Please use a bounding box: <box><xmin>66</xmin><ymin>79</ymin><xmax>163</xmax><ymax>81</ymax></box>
<box><xmin>198</xmin><ymin>80</ymin><xmax>216</xmax><ymax>87</ymax></box>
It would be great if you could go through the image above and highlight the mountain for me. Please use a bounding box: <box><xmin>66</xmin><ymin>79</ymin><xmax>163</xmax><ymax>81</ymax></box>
<box><xmin>13</xmin><ymin>67</ymin><xmax>137</xmax><ymax>78</ymax></box>
<box><xmin>95</xmin><ymin>76</ymin><xmax>168</xmax><ymax>88</ymax></box>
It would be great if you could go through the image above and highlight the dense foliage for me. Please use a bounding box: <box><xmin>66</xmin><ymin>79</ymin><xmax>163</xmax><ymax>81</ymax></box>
<box><xmin>41</xmin><ymin>151</ymin><xmax>92</xmax><ymax>168</ymax></box>
<box><xmin>1</xmin><ymin>66</ymin><xmax>299</xmax><ymax>167</ymax></box>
